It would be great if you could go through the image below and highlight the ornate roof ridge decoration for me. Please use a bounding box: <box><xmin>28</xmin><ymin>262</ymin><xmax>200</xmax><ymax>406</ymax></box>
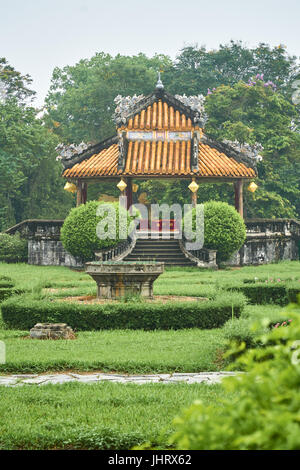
<box><xmin>201</xmin><ymin>135</ymin><xmax>262</xmax><ymax>173</ymax></box>
<box><xmin>174</xmin><ymin>94</ymin><xmax>207</xmax><ymax>126</ymax></box>
<box><xmin>113</xmin><ymin>89</ymin><xmax>205</xmax><ymax>127</ymax></box>
<box><xmin>56</xmin><ymin>135</ymin><xmax>118</xmax><ymax>170</ymax></box>
<box><xmin>113</xmin><ymin>94</ymin><xmax>146</xmax><ymax>125</ymax></box>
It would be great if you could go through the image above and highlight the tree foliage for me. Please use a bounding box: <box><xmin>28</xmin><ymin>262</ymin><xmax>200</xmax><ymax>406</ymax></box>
<box><xmin>164</xmin><ymin>41</ymin><xmax>298</xmax><ymax>98</ymax></box>
<box><xmin>0</xmin><ymin>59</ymin><xmax>73</xmax><ymax>230</ymax></box>
<box><xmin>205</xmin><ymin>79</ymin><xmax>300</xmax><ymax>218</ymax></box>
<box><xmin>45</xmin><ymin>53</ymin><xmax>172</xmax><ymax>143</ymax></box>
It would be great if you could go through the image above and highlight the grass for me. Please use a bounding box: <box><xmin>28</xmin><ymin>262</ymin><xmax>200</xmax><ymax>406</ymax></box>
<box><xmin>0</xmin><ymin>260</ymin><xmax>299</xmax><ymax>296</ymax></box>
<box><xmin>0</xmin><ymin>328</ymin><xmax>227</xmax><ymax>374</ymax></box>
<box><xmin>0</xmin><ymin>261</ymin><xmax>297</xmax><ymax>450</ymax></box>
<box><xmin>0</xmin><ymin>382</ymin><xmax>237</xmax><ymax>450</ymax></box>
<box><xmin>0</xmin><ymin>261</ymin><xmax>297</xmax><ymax>373</ymax></box>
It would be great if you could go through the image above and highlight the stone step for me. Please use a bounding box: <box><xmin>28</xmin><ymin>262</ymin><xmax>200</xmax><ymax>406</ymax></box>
<box><xmin>134</xmin><ymin>247</ymin><xmax>182</xmax><ymax>255</ymax></box>
<box><xmin>123</xmin><ymin>236</ymin><xmax>197</xmax><ymax>266</ymax></box>
<box><xmin>126</xmin><ymin>255</ymin><xmax>188</xmax><ymax>261</ymax></box>
<box><xmin>124</xmin><ymin>257</ymin><xmax>194</xmax><ymax>264</ymax></box>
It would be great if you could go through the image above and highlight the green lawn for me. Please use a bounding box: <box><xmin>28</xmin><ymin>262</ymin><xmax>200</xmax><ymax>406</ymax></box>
<box><xmin>0</xmin><ymin>328</ymin><xmax>227</xmax><ymax>374</ymax></box>
<box><xmin>0</xmin><ymin>260</ymin><xmax>299</xmax><ymax>297</ymax></box>
<box><xmin>0</xmin><ymin>261</ymin><xmax>298</xmax><ymax>451</ymax></box>
<box><xmin>0</xmin><ymin>382</ymin><xmax>237</xmax><ymax>450</ymax></box>
<box><xmin>0</xmin><ymin>261</ymin><xmax>297</xmax><ymax>373</ymax></box>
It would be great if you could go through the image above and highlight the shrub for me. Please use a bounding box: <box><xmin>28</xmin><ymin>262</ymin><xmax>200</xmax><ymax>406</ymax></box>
<box><xmin>186</xmin><ymin>201</ymin><xmax>246</xmax><ymax>262</ymax></box>
<box><xmin>0</xmin><ymin>233</ymin><xmax>28</xmax><ymax>263</ymax></box>
<box><xmin>60</xmin><ymin>201</ymin><xmax>132</xmax><ymax>261</ymax></box>
<box><xmin>0</xmin><ymin>276</ymin><xmax>14</xmax><ymax>288</ymax></box>
<box><xmin>169</xmin><ymin>297</ymin><xmax>300</xmax><ymax>450</ymax></box>
<box><xmin>222</xmin><ymin>317</ymin><xmax>263</xmax><ymax>348</ymax></box>
<box><xmin>224</xmin><ymin>281</ymin><xmax>300</xmax><ymax>305</ymax></box>
<box><xmin>1</xmin><ymin>291</ymin><xmax>245</xmax><ymax>331</ymax></box>
<box><xmin>0</xmin><ymin>288</ymin><xmax>24</xmax><ymax>302</ymax></box>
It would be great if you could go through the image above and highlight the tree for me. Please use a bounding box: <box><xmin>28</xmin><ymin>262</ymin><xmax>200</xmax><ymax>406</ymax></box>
<box><xmin>0</xmin><ymin>57</ymin><xmax>74</xmax><ymax>230</ymax></box>
<box><xmin>0</xmin><ymin>58</ymin><xmax>35</xmax><ymax>103</ymax></box>
<box><xmin>204</xmin><ymin>78</ymin><xmax>300</xmax><ymax>218</ymax></box>
<box><xmin>164</xmin><ymin>41</ymin><xmax>298</xmax><ymax>98</ymax></box>
<box><xmin>0</xmin><ymin>97</ymin><xmax>74</xmax><ymax>230</ymax></box>
<box><xmin>45</xmin><ymin>52</ymin><xmax>172</xmax><ymax>143</ymax></box>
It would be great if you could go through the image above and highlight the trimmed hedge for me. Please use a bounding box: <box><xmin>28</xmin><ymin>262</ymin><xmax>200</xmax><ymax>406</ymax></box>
<box><xmin>0</xmin><ymin>288</ymin><xmax>23</xmax><ymax>302</ymax></box>
<box><xmin>0</xmin><ymin>276</ymin><xmax>14</xmax><ymax>288</ymax></box>
<box><xmin>224</xmin><ymin>281</ymin><xmax>300</xmax><ymax>305</ymax></box>
<box><xmin>1</xmin><ymin>292</ymin><xmax>245</xmax><ymax>331</ymax></box>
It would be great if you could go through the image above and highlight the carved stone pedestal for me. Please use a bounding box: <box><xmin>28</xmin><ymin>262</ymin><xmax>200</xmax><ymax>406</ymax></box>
<box><xmin>85</xmin><ymin>262</ymin><xmax>164</xmax><ymax>299</ymax></box>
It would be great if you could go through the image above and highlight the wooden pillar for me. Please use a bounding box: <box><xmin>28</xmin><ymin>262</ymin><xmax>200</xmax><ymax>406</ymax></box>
<box><xmin>125</xmin><ymin>178</ymin><xmax>133</xmax><ymax>212</ymax></box>
<box><xmin>82</xmin><ymin>182</ymin><xmax>88</xmax><ymax>204</ymax></box>
<box><xmin>76</xmin><ymin>180</ymin><xmax>83</xmax><ymax>206</ymax></box>
<box><xmin>76</xmin><ymin>180</ymin><xmax>87</xmax><ymax>206</ymax></box>
<box><xmin>234</xmin><ymin>179</ymin><xmax>243</xmax><ymax>218</ymax></box>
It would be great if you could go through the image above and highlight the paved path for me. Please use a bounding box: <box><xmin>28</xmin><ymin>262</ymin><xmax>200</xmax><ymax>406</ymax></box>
<box><xmin>0</xmin><ymin>371</ymin><xmax>237</xmax><ymax>387</ymax></box>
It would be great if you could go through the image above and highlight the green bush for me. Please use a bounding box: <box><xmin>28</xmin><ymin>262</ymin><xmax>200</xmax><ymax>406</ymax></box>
<box><xmin>187</xmin><ymin>201</ymin><xmax>246</xmax><ymax>262</ymax></box>
<box><xmin>0</xmin><ymin>275</ymin><xmax>14</xmax><ymax>288</ymax></box>
<box><xmin>0</xmin><ymin>288</ymin><xmax>24</xmax><ymax>302</ymax></box>
<box><xmin>222</xmin><ymin>317</ymin><xmax>263</xmax><ymax>348</ymax></box>
<box><xmin>224</xmin><ymin>281</ymin><xmax>300</xmax><ymax>305</ymax></box>
<box><xmin>0</xmin><ymin>233</ymin><xmax>28</xmax><ymax>263</ymax></box>
<box><xmin>1</xmin><ymin>291</ymin><xmax>245</xmax><ymax>331</ymax></box>
<box><xmin>60</xmin><ymin>201</ymin><xmax>132</xmax><ymax>261</ymax></box>
<box><xmin>169</xmin><ymin>297</ymin><xmax>300</xmax><ymax>450</ymax></box>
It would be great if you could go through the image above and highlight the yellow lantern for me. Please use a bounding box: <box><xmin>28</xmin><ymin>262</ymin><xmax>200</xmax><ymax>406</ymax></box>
<box><xmin>64</xmin><ymin>182</ymin><xmax>77</xmax><ymax>193</ymax></box>
<box><xmin>132</xmin><ymin>183</ymin><xmax>139</xmax><ymax>193</ymax></box>
<box><xmin>117</xmin><ymin>178</ymin><xmax>127</xmax><ymax>192</ymax></box>
<box><xmin>248</xmin><ymin>182</ymin><xmax>258</xmax><ymax>193</ymax></box>
<box><xmin>188</xmin><ymin>179</ymin><xmax>199</xmax><ymax>193</ymax></box>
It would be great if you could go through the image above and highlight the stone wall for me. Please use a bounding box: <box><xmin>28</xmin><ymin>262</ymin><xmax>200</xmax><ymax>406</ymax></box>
<box><xmin>226</xmin><ymin>219</ymin><xmax>300</xmax><ymax>266</ymax></box>
<box><xmin>6</xmin><ymin>220</ymin><xmax>83</xmax><ymax>268</ymax></box>
<box><xmin>5</xmin><ymin>218</ymin><xmax>300</xmax><ymax>267</ymax></box>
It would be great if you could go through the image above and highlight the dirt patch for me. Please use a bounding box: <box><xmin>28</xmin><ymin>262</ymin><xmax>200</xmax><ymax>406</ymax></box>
<box><xmin>56</xmin><ymin>295</ymin><xmax>207</xmax><ymax>304</ymax></box>
<box><xmin>44</xmin><ymin>288</ymin><xmax>76</xmax><ymax>293</ymax></box>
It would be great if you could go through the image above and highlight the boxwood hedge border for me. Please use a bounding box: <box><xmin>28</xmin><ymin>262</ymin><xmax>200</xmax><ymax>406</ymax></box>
<box><xmin>1</xmin><ymin>292</ymin><xmax>245</xmax><ymax>331</ymax></box>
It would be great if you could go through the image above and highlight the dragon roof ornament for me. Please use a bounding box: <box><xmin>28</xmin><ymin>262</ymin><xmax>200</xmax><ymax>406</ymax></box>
<box><xmin>174</xmin><ymin>94</ymin><xmax>207</xmax><ymax>125</ymax></box>
<box><xmin>113</xmin><ymin>94</ymin><xmax>146</xmax><ymax>126</ymax></box>
<box><xmin>222</xmin><ymin>140</ymin><xmax>264</xmax><ymax>162</ymax></box>
<box><xmin>55</xmin><ymin>142</ymin><xmax>90</xmax><ymax>162</ymax></box>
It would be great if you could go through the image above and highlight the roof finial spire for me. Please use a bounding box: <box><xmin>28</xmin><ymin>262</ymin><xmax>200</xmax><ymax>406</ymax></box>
<box><xmin>156</xmin><ymin>71</ymin><xmax>164</xmax><ymax>91</ymax></box>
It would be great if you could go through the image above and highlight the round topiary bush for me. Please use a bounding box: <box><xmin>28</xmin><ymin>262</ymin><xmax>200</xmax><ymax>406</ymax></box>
<box><xmin>60</xmin><ymin>201</ymin><xmax>132</xmax><ymax>261</ymax></box>
<box><xmin>203</xmin><ymin>201</ymin><xmax>246</xmax><ymax>261</ymax></box>
<box><xmin>185</xmin><ymin>201</ymin><xmax>246</xmax><ymax>262</ymax></box>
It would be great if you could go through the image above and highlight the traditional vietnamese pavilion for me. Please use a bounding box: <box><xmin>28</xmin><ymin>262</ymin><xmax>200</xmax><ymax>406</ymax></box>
<box><xmin>60</xmin><ymin>77</ymin><xmax>258</xmax><ymax>223</ymax></box>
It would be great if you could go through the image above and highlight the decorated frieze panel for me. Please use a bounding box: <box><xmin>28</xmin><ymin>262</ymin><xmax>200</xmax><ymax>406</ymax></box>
<box><xmin>126</xmin><ymin>131</ymin><xmax>193</xmax><ymax>141</ymax></box>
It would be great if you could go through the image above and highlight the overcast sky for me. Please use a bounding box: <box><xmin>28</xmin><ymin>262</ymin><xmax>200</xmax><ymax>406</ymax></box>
<box><xmin>1</xmin><ymin>0</ymin><xmax>300</xmax><ymax>107</ymax></box>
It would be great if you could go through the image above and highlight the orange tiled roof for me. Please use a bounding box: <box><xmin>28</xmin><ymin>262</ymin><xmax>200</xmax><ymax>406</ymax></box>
<box><xmin>63</xmin><ymin>140</ymin><xmax>256</xmax><ymax>179</ymax></box>
<box><xmin>62</xmin><ymin>97</ymin><xmax>256</xmax><ymax>179</ymax></box>
<box><xmin>119</xmin><ymin>100</ymin><xmax>196</xmax><ymax>131</ymax></box>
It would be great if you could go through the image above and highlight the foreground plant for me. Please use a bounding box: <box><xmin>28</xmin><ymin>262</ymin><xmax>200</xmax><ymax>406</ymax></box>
<box><xmin>170</xmin><ymin>296</ymin><xmax>300</xmax><ymax>450</ymax></box>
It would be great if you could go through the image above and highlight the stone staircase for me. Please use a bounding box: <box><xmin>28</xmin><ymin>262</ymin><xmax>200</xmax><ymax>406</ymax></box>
<box><xmin>123</xmin><ymin>236</ymin><xmax>197</xmax><ymax>266</ymax></box>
